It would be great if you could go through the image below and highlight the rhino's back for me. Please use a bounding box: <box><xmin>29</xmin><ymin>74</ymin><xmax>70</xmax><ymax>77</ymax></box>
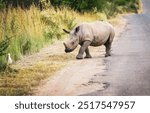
<box><xmin>79</xmin><ymin>21</ymin><xmax>113</xmax><ymax>46</ymax></box>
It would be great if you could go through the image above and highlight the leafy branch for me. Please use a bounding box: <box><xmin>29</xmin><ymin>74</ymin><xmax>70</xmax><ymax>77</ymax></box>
<box><xmin>0</xmin><ymin>36</ymin><xmax>13</xmax><ymax>56</ymax></box>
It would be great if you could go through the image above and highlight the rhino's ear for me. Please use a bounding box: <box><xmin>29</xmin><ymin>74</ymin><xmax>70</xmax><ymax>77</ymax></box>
<box><xmin>74</xmin><ymin>26</ymin><xmax>80</xmax><ymax>35</ymax></box>
<box><xmin>63</xmin><ymin>29</ymin><xmax>70</xmax><ymax>34</ymax></box>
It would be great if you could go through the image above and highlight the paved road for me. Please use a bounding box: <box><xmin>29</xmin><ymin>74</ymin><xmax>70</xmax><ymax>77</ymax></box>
<box><xmin>82</xmin><ymin>0</ymin><xmax>150</xmax><ymax>96</ymax></box>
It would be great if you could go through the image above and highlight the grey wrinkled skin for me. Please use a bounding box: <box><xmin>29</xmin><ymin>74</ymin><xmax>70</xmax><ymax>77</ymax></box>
<box><xmin>63</xmin><ymin>21</ymin><xmax>115</xmax><ymax>59</ymax></box>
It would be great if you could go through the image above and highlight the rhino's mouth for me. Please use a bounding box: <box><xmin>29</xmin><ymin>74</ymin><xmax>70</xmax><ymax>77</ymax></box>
<box><xmin>65</xmin><ymin>48</ymin><xmax>73</xmax><ymax>53</ymax></box>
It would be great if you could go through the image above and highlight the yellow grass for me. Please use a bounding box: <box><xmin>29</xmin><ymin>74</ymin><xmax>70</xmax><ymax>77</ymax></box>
<box><xmin>0</xmin><ymin>53</ymin><xmax>74</xmax><ymax>95</ymax></box>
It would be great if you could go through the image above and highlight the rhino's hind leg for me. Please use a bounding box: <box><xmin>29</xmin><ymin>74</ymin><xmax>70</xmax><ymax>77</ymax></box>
<box><xmin>85</xmin><ymin>48</ymin><xmax>92</xmax><ymax>58</ymax></box>
<box><xmin>76</xmin><ymin>41</ymin><xmax>91</xmax><ymax>59</ymax></box>
<box><xmin>104</xmin><ymin>41</ymin><xmax>111</xmax><ymax>57</ymax></box>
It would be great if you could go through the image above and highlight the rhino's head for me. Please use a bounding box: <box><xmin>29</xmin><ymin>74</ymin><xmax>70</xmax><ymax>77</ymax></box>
<box><xmin>63</xmin><ymin>26</ymin><xmax>80</xmax><ymax>53</ymax></box>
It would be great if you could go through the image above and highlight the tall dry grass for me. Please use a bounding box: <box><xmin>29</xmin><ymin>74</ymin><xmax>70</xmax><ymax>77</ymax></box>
<box><xmin>0</xmin><ymin>6</ymin><xmax>45</xmax><ymax>63</ymax></box>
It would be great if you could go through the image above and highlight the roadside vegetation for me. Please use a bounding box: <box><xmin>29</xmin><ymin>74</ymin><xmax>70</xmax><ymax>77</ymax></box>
<box><xmin>0</xmin><ymin>0</ymin><xmax>141</xmax><ymax>95</ymax></box>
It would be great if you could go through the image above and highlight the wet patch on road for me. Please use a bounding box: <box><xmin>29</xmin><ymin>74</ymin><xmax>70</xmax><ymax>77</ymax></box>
<box><xmin>93</xmin><ymin>73</ymin><xmax>108</xmax><ymax>77</ymax></box>
<box><xmin>102</xmin><ymin>82</ymin><xmax>110</xmax><ymax>89</ymax></box>
<box><xmin>79</xmin><ymin>74</ymin><xmax>110</xmax><ymax>95</ymax></box>
<box><xmin>80</xmin><ymin>80</ymin><xmax>110</xmax><ymax>93</ymax></box>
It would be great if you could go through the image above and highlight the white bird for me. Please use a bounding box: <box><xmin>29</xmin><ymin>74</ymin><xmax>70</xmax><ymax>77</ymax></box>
<box><xmin>7</xmin><ymin>53</ymin><xmax>13</xmax><ymax>65</ymax></box>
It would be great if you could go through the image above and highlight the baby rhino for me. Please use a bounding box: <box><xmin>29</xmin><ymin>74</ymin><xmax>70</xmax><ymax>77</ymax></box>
<box><xmin>63</xmin><ymin>21</ymin><xmax>115</xmax><ymax>59</ymax></box>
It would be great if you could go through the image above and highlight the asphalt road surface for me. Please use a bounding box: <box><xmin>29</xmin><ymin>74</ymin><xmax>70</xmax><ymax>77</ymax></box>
<box><xmin>82</xmin><ymin>0</ymin><xmax>150</xmax><ymax>96</ymax></box>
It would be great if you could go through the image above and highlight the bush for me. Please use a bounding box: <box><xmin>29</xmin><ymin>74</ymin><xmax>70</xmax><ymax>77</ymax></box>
<box><xmin>114</xmin><ymin>0</ymin><xmax>140</xmax><ymax>13</ymax></box>
<box><xmin>0</xmin><ymin>0</ymin><xmax>5</xmax><ymax>9</ymax></box>
<box><xmin>0</xmin><ymin>37</ymin><xmax>10</xmax><ymax>67</ymax></box>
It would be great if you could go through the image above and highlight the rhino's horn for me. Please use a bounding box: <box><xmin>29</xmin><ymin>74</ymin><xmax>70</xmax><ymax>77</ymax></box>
<box><xmin>63</xmin><ymin>29</ymin><xmax>70</xmax><ymax>34</ymax></box>
<box><xmin>63</xmin><ymin>42</ymin><xmax>67</xmax><ymax>48</ymax></box>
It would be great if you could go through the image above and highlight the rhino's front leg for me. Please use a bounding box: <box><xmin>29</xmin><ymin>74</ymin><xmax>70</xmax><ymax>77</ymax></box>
<box><xmin>85</xmin><ymin>48</ymin><xmax>92</xmax><ymax>58</ymax></box>
<box><xmin>76</xmin><ymin>41</ymin><xmax>91</xmax><ymax>59</ymax></box>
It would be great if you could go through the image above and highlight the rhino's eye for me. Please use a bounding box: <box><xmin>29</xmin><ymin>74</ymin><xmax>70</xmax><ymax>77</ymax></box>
<box><xmin>72</xmin><ymin>42</ymin><xmax>75</xmax><ymax>45</ymax></box>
